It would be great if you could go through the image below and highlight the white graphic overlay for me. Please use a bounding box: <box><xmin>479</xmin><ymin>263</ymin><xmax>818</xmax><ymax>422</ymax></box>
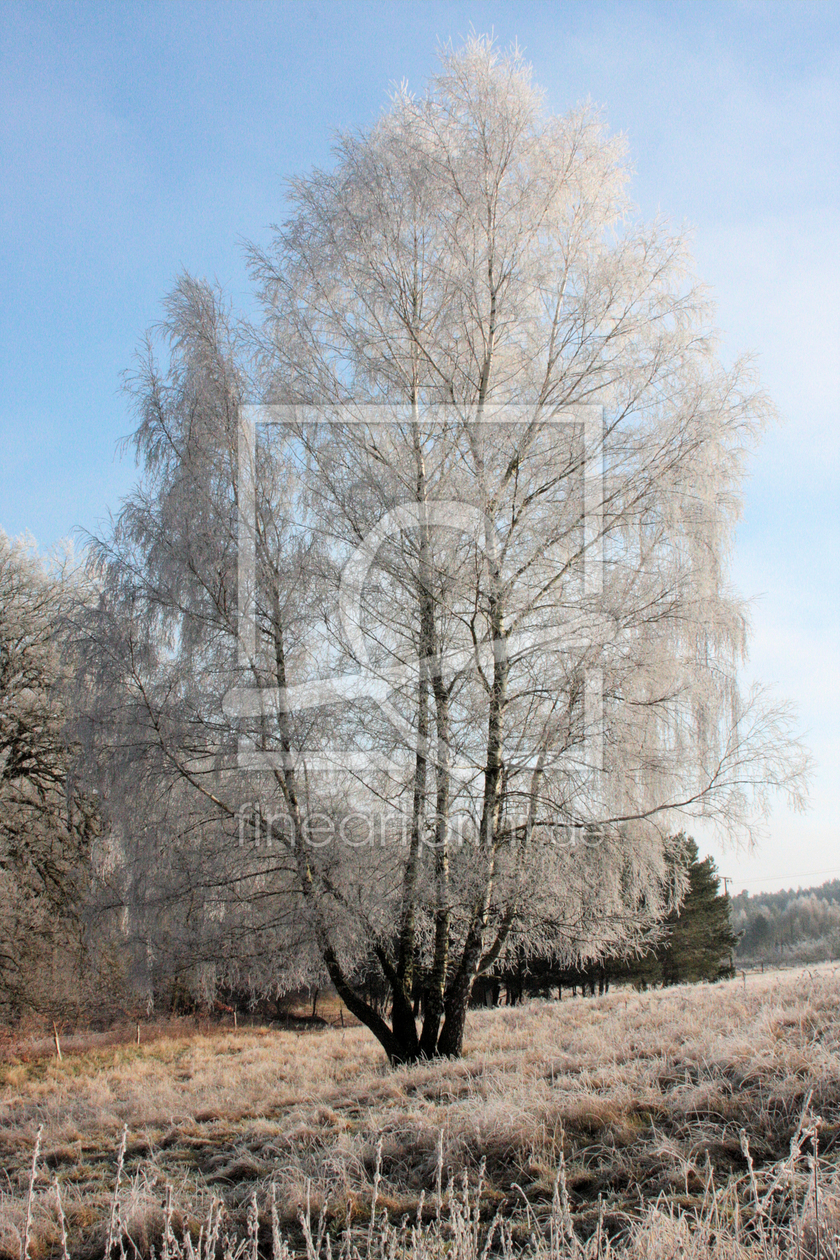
<box><xmin>223</xmin><ymin>406</ymin><xmax>605</xmax><ymax>777</ymax></box>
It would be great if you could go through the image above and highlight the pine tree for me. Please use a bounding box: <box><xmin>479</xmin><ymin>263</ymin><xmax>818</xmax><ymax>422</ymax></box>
<box><xmin>658</xmin><ymin>837</ymin><xmax>738</xmax><ymax>985</ymax></box>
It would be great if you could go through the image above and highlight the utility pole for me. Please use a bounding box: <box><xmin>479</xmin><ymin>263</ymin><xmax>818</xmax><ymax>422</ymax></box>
<box><xmin>721</xmin><ymin>876</ymin><xmax>734</xmax><ymax>976</ymax></box>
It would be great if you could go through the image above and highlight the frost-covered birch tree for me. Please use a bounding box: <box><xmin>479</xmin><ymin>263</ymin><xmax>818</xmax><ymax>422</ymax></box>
<box><xmin>88</xmin><ymin>37</ymin><xmax>808</xmax><ymax>1062</ymax></box>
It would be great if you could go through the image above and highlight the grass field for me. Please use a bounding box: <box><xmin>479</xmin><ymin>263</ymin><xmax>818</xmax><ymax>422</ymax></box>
<box><xmin>1</xmin><ymin>966</ymin><xmax>839</xmax><ymax>1258</ymax></box>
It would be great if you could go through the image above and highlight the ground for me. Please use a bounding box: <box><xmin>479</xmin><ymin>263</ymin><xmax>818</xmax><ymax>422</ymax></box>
<box><xmin>1</xmin><ymin>967</ymin><xmax>839</xmax><ymax>1258</ymax></box>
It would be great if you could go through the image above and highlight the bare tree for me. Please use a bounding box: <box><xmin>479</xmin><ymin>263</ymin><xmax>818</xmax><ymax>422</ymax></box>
<box><xmin>88</xmin><ymin>38</ymin><xmax>809</xmax><ymax>1061</ymax></box>
<box><xmin>0</xmin><ymin>532</ymin><xmax>101</xmax><ymax>1019</ymax></box>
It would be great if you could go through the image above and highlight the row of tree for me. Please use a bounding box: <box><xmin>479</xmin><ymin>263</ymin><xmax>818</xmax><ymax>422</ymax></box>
<box><xmin>732</xmin><ymin>881</ymin><xmax>840</xmax><ymax>965</ymax></box>
<box><xmin>473</xmin><ymin>837</ymin><xmax>738</xmax><ymax>1005</ymax></box>
<box><xmin>0</xmin><ymin>38</ymin><xmax>808</xmax><ymax>1059</ymax></box>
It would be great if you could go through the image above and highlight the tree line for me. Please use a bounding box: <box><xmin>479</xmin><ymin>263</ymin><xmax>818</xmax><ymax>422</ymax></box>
<box><xmin>732</xmin><ymin>880</ymin><xmax>840</xmax><ymax>966</ymax></box>
<box><xmin>472</xmin><ymin>836</ymin><xmax>738</xmax><ymax>1005</ymax></box>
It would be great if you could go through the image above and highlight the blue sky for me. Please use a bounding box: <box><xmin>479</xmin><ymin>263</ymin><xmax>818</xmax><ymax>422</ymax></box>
<box><xmin>1</xmin><ymin>0</ymin><xmax>837</xmax><ymax>893</ymax></box>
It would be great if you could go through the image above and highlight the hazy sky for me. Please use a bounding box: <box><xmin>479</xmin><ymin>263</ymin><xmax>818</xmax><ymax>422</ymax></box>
<box><xmin>1</xmin><ymin>0</ymin><xmax>837</xmax><ymax>894</ymax></box>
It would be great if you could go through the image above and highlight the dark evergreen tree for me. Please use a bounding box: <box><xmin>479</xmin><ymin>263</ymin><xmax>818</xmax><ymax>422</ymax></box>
<box><xmin>471</xmin><ymin>835</ymin><xmax>738</xmax><ymax>1003</ymax></box>
<box><xmin>657</xmin><ymin>837</ymin><xmax>738</xmax><ymax>985</ymax></box>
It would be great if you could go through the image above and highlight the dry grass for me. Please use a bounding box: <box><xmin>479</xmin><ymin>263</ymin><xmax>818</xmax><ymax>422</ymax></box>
<box><xmin>1</xmin><ymin>966</ymin><xmax>839</xmax><ymax>1258</ymax></box>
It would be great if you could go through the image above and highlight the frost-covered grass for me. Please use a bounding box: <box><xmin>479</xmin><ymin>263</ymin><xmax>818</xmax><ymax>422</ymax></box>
<box><xmin>1</xmin><ymin>966</ymin><xmax>839</xmax><ymax>1258</ymax></box>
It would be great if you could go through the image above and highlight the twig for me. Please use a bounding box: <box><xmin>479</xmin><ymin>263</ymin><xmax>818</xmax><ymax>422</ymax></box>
<box><xmin>204</xmin><ymin>1199</ymin><xmax>222</xmax><ymax>1260</ymax></box>
<box><xmin>368</xmin><ymin>1137</ymin><xmax>383</xmax><ymax>1253</ymax></box>
<box><xmin>106</xmin><ymin>1124</ymin><xmax>129</xmax><ymax>1260</ymax></box>
<box><xmin>740</xmin><ymin>1129</ymin><xmax>769</xmax><ymax>1260</ymax></box>
<box><xmin>595</xmin><ymin>1191</ymin><xmax>604</xmax><ymax>1260</ymax></box>
<box><xmin>271</xmin><ymin>1183</ymin><xmax>283</xmax><ymax>1257</ymax></box>
<box><xmin>247</xmin><ymin>1191</ymin><xmax>259</xmax><ymax>1260</ymax></box>
<box><xmin>812</xmin><ymin>1118</ymin><xmax>822</xmax><ymax>1260</ymax></box>
<box><xmin>22</xmin><ymin>1125</ymin><xmax>42</xmax><ymax>1260</ymax></box>
<box><xmin>552</xmin><ymin>1134</ymin><xmax>575</xmax><ymax>1245</ymax></box>
<box><xmin>53</xmin><ymin>1175</ymin><xmax>69</xmax><ymax>1260</ymax></box>
<box><xmin>163</xmin><ymin>1183</ymin><xmax>175</xmax><ymax>1260</ymax></box>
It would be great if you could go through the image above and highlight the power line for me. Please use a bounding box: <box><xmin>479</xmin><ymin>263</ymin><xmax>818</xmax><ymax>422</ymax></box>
<box><xmin>732</xmin><ymin>866</ymin><xmax>840</xmax><ymax>891</ymax></box>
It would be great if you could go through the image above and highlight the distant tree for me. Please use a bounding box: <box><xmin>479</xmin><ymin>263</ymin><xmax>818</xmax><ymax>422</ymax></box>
<box><xmin>731</xmin><ymin>879</ymin><xmax>840</xmax><ymax>966</ymax></box>
<box><xmin>736</xmin><ymin>908</ymin><xmax>775</xmax><ymax>956</ymax></box>
<box><xmin>0</xmin><ymin>532</ymin><xmax>102</xmax><ymax>1019</ymax></box>
<box><xmin>657</xmin><ymin>837</ymin><xmax>738</xmax><ymax>985</ymax></box>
